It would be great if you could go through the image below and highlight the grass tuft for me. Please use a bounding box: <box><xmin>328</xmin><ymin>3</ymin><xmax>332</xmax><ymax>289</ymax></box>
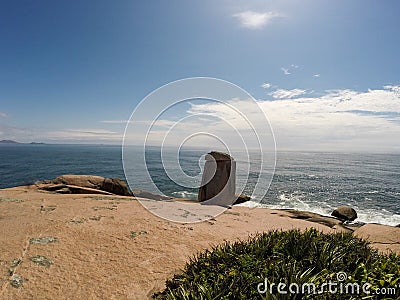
<box><xmin>29</xmin><ymin>236</ymin><xmax>58</xmax><ymax>244</ymax></box>
<box><xmin>30</xmin><ymin>255</ymin><xmax>53</xmax><ymax>267</ymax></box>
<box><xmin>130</xmin><ymin>230</ymin><xmax>148</xmax><ymax>238</ymax></box>
<box><xmin>0</xmin><ymin>197</ymin><xmax>24</xmax><ymax>203</ymax></box>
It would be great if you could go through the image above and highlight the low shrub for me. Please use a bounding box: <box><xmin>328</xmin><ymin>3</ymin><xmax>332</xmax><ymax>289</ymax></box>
<box><xmin>154</xmin><ymin>228</ymin><xmax>400</xmax><ymax>299</ymax></box>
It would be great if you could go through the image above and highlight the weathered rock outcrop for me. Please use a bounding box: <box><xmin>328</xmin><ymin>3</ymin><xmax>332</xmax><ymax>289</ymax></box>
<box><xmin>51</xmin><ymin>175</ymin><xmax>105</xmax><ymax>189</ymax></box>
<box><xmin>354</xmin><ymin>223</ymin><xmax>400</xmax><ymax>253</ymax></box>
<box><xmin>37</xmin><ymin>175</ymin><xmax>132</xmax><ymax>196</ymax></box>
<box><xmin>198</xmin><ymin>151</ymin><xmax>236</xmax><ymax>206</ymax></box>
<box><xmin>286</xmin><ymin>210</ymin><xmax>344</xmax><ymax>229</ymax></box>
<box><xmin>101</xmin><ymin>178</ymin><xmax>132</xmax><ymax>196</ymax></box>
<box><xmin>331</xmin><ymin>206</ymin><xmax>357</xmax><ymax>221</ymax></box>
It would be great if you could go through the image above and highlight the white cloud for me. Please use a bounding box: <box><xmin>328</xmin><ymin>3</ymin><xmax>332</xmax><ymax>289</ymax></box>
<box><xmin>100</xmin><ymin>120</ymin><xmax>129</xmax><ymax>124</ymax></box>
<box><xmin>281</xmin><ymin>64</ymin><xmax>299</xmax><ymax>75</ymax></box>
<box><xmin>384</xmin><ymin>85</ymin><xmax>400</xmax><ymax>95</ymax></box>
<box><xmin>270</xmin><ymin>88</ymin><xmax>307</xmax><ymax>99</ymax></box>
<box><xmin>46</xmin><ymin>129</ymin><xmax>120</xmax><ymax>140</ymax></box>
<box><xmin>233</xmin><ymin>11</ymin><xmax>281</xmax><ymax>29</ymax></box>
<box><xmin>101</xmin><ymin>119</ymin><xmax>180</xmax><ymax>128</ymax></box>
<box><xmin>281</xmin><ymin>67</ymin><xmax>291</xmax><ymax>75</ymax></box>
<box><xmin>262</xmin><ymin>87</ymin><xmax>400</xmax><ymax>151</ymax></box>
<box><xmin>0</xmin><ymin>123</ymin><xmax>30</xmax><ymax>137</ymax></box>
<box><xmin>2</xmin><ymin>85</ymin><xmax>399</xmax><ymax>151</ymax></box>
<box><xmin>313</xmin><ymin>74</ymin><xmax>320</xmax><ymax>78</ymax></box>
<box><xmin>0</xmin><ymin>112</ymin><xmax>8</xmax><ymax>118</ymax></box>
<box><xmin>261</xmin><ymin>83</ymin><xmax>271</xmax><ymax>89</ymax></box>
<box><xmin>184</xmin><ymin>85</ymin><xmax>400</xmax><ymax>152</ymax></box>
<box><xmin>0</xmin><ymin>124</ymin><xmax>123</xmax><ymax>143</ymax></box>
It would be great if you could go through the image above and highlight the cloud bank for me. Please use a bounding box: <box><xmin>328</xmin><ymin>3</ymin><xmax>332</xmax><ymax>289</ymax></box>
<box><xmin>261</xmin><ymin>83</ymin><xmax>271</xmax><ymax>89</ymax></box>
<box><xmin>1</xmin><ymin>85</ymin><xmax>399</xmax><ymax>152</ymax></box>
<box><xmin>184</xmin><ymin>85</ymin><xmax>400</xmax><ymax>152</ymax></box>
<box><xmin>269</xmin><ymin>88</ymin><xmax>307</xmax><ymax>99</ymax></box>
<box><xmin>233</xmin><ymin>11</ymin><xmax>281</xmax><ymax>29</ymax></box>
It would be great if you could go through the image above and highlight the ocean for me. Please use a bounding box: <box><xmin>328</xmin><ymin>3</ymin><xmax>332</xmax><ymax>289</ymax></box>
<box><xmin>1</xmin><ymin>144</ymin><xmax>399</xmax><ymax>226</ymax></box>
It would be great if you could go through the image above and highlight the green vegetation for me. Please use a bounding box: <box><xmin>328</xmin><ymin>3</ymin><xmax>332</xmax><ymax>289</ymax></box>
<box><xmin>29</xmin><ymin>236</ymin><xmax>58</xmax><ymax>244</ymax></box>
<box><xmin>154</xmin><ymin>229</ymin><xmax>400</xmax><ymax>299</ymax></box>
<box><xmin>40</xmin><ymin>205</ymin><xmax>56</xmax><ymax>212</ymax></box>
<box><xmin>92</xmin><ymin>206</ymin><xmax>117</xmax><ymax>211</ymax></box>
<box><xmin>130</xmin><ymin>230</ymin><xmax>148</xmax><ymax>238</ymax></box>
<box><xmin>0</xmin><ymin>197</ymin><xmax>24</xmax><ymax>203</ymax></box>
<box><xmin>85</xmin><ymin>196</ymin><xmax>129</xmax><ymax>201</ymax></box>
<box><xmin>89</xmin><ymin>215</ymin><xmax>106</xmax><ymax>221</ymax></box>
<box><xmin>8</xmin><ymin>259</ymin><xmax>21</xmax><ymax>276</ymax></box>
<box><xmin>30</xmin><ymin>255</ymin><xmax>53</xmax><ymax>267</ymax></box>
<box><xmin>69</xmin><ymin>219</ymin><xmax>86</xmax><ymax>224</ymax></box>
<box><xmin>9</xmin><ymin>274</ymin><xmax>25</xmax><ymax>288</ymax></box>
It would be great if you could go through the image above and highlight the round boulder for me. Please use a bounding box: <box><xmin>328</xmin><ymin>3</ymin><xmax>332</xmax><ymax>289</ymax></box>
<box><xmin>233</xmin><ymin>194</ymin><xmax>251</xmax><ymax>205</ymax></box>
<box><xmin>331</xmin><ymin>206</ymin><xmax>357</xmax><ymax>222</ymax></box>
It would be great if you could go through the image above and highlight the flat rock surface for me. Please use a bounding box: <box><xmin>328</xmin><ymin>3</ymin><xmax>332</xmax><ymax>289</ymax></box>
<box><xmin>354</xmin><ymin>223</ymin><xmax>400</xmax><ymax>254</ymax></box>
<box><xmin>0</xmin><ymin>186</ymin><xmax>398</xmax><ymax>299</ymax></box>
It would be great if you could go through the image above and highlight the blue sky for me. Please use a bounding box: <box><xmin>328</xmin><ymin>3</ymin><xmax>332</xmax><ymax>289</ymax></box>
<box><xmin>1</xmin><ymin>0</ymin><xmax>400</xmax><ymax>151</ymax></box>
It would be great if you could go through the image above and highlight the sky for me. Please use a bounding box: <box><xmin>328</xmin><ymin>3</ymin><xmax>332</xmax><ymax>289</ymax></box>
<box><xmin>1</xmin><ymin>0</ymin><xmax>400</xmax><ymax>152</ymax></box>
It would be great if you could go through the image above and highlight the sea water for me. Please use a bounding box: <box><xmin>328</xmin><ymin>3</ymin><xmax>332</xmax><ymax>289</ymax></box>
<box><xmin>0</xmin><ymin>144</ymin><xmax>399</xmax><ymax>226</ymax></box>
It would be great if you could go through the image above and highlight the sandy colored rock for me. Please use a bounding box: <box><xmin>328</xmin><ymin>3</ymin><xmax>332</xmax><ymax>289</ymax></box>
<box><xmin>0</xmin><ymin>185</ymin><xmax>398</xmax><ymax>299</ymax></box>
<box><xmin>285</xmin><ymin>209</ymin><xmax>344</xmax><ymax>229</ymax></box>
<box><xmin>52</xmin><ymin>174</ymin><xmax>106</xmax><ymax>189</ymax></box>
<box><xmin>354</xmin><ymin>223</ymin><xmax>400</xmax><ymax>253</ymax></box>
<box><xmin>38</xmin><ymin>175</ymin><xmax>132</xmax><ymax>196</ymax></box>
<box><xmin>60</xmin><ymin>185</ymin><xmax>115</xmax><ymax>195</ymax></box>
<box><xmin>101</xmin><ymin>178</ymin><xmax>132</xmax><ymax>196</ymax></box>
<box><xmin>132</xmin><ymin>189</ymin><xmax>173</xmax><ymax>201</ymax></box>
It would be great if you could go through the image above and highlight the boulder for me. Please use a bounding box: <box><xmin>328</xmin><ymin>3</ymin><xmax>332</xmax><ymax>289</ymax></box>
<box><xmin>38</xmin><ymin>175</ymin><xmax>132</xmax><ymax>196</ymax></box>
<box><xmin>101</xmin><ymin>178</ymin><xmax>132</xmax><ymax>196</ymax></box>
<box><xmin>331</xmin><ymin>206</ymin><xmax>357</xmax><ymax>221</ymax></box>
<box><xmin>52</xmin><ymin>175</ymin><xmax>105</xmax><ymax>190</ymax></box>
<box><xmin>233</xmin><ymin>194</ymin><xmax>251</xmax><ymax>205</ymax></box>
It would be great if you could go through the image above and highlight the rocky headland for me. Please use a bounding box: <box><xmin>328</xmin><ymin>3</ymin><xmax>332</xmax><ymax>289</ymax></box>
<box><xmin>0</xmin><ymin>175</ymin><xmax>399</xmax><ymax>299</ymax></box>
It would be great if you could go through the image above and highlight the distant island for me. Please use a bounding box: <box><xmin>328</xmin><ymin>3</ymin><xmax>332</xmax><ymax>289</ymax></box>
<box><xmin>0</xmin><ymin>139</ymin><xmax>20</xmax><ymax>144</ymax></box>
<box><xmin>0</xmin><ymin>139</ymin><xmax>45</xmax><ymax>145</ymax></box>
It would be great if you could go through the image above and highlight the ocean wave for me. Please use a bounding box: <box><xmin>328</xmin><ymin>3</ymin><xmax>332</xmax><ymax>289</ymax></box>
<box><xmin>171</xmin><ymin>191</ymin><xmax>198</xmax><ymax>199</ymax></box>
<box><xmin>238</xmin><ymin>199</ymin><xmax>400</xmax><ymax>227</ymax></box>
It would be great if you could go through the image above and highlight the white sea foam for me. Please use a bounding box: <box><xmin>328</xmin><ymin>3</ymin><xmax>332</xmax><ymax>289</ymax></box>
<box><xmin>172</xmin><ymin>191</ymin><xmax>198</xmax><ymax>199</ymax></box>
<box><xmin>238</xmin><ymin>199</ymin><xmax>400</xmax><ymax>227</ymax></box>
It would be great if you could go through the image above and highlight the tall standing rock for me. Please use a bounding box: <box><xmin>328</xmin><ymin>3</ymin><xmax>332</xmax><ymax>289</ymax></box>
<box><xmin>198</xmin><ymin>151</ymin><xmax>236</xmax><ymax>206</ymax></box>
